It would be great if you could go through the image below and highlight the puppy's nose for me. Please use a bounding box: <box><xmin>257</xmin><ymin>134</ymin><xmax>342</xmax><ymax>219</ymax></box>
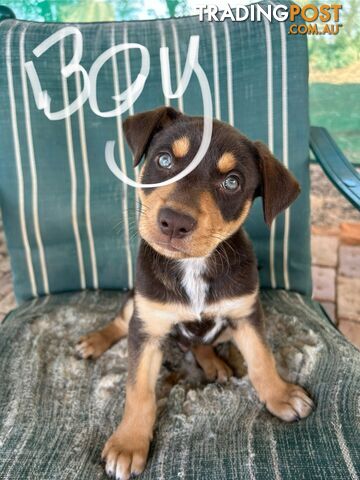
<box><xmin>158</xmin><ymin>207</ymin><xmax>197</xmax><ymax>239</ymax></box>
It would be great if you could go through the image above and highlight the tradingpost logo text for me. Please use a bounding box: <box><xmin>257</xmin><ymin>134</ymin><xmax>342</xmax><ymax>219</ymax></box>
<box><xmin>197</xmin><ymin>4</ymin><xmax>343</xmax><ymax>35</ymax></box>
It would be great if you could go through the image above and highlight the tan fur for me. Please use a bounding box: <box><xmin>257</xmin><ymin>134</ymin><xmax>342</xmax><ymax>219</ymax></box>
<box><xmin>172</xmin><ymin>136</ymin><xmax>190</xmax><ymax>158</ymax></box>
<box><xmin>138</xmin><ymin>184</ymin><xmax>186</xmax><ymax>259</ymax></box>
<box><xmin>131</xmin><ymin>341</ymin><xmax>163</xmax><ymax>391</ymax></box>
<box><xmin>136</xmin><ymin>290</ymin><xmax>257</xmax><ymax>337</ymax></box>
<box><xmin>213</xmin><ymin>327</ymin><xmax>233</xmax><ymax>345</ymax></box>
<box><xmin>186</xmin><ymin>195</ymin><xmax>252</xmax><ymax>257</ymax></box>
<box><xmin>76</xmin><ymin>298</ymin><xmax>133</xmax><ymax>359</ymax></box>
<box><xmin>231</xmin><ymin>322</ymin><xmax>314</xmax><ymax>421</ymax></box>
<box><xmin>135</xmin><ymin>293</ymin><xmax>194</xmax><ymax>336</ymax></box>
<box><xmin>122</xmin><ymin>297</ymin><xmax>134</xmax><ymax>324</ymax></box>
<box><xmin>205</xmin><ymin>289</ymin><xmax>258</xmax><ymax>320</ymax></box>
<box><xmin>139</xmin><ymin>183</ymin><xmax>252</xmax><ymax>259</ymax></box>
<box><xmin>232</xmin><ymin>323</ymin><xmax>281</xmax><ymax>401</ymax></box>
<box><xmin>192</xmin><ymin>345</ymin><xmax>232</xmax><ymax>382</ymax></box>
<box><xmin>102</xmin><ymin>342</ymin><xmax>163</xmax><ymax>477</ymax></box>
<box><xmin>217</xmin><ymin>152</ymin><xmax>237</xmax><ymax>173</ymax></box>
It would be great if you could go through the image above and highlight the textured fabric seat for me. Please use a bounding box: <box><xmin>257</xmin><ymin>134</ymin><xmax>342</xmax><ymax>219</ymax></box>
<box><xmin>0</xmin><ymin>290</ymin><xmax>359</xmax><ymax>479</ymax></box>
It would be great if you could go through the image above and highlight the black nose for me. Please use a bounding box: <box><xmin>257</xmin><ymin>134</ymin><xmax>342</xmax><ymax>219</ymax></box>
<box><xmin>158</xmin><ymin>207</ymin><xmax>197</xmax><ymax>239</ymax></box>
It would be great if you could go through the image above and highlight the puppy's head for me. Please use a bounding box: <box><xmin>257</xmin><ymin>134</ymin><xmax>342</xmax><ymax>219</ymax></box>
<box><xmin>123</xmin><ymin>106</ymin><xmax>300</xmax><ymax>259</ymax></box>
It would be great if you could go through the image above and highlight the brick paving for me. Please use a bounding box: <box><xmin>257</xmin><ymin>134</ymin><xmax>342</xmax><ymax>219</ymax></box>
<box><xmin>311</xmin><ymin>226</ymin><xmax>360</xmax><ymax>336</ymax></box>
<box><xmin>0</xmin><ymin>164</ymin><xmax>359</xmax><ymax>346</ymax></box>
<box><xmin>310</xmin><ymin>165</ymin><xmax>360</xmax><ymax>348</ymax></box>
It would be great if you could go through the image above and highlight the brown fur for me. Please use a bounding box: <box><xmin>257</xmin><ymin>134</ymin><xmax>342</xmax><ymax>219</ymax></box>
<box><xmin>232</xmin><ymin>320</ymin><xmax>313</xmax><ymax>421</ymax></box>
<box><xmin>77</xmin><ymin>107</ymin><xmax>312</xmax><ymax>480</ymax></box>
<box><xmin>139</xmin><ymin>186</ymin><xmax>252</xmax><ymax>259</ymax></box>
<box><xmin>135</xmin><ymin>293</ymin><xmax>193</xmax><ymax>336</ymax></box>
<box><xmin>76</xmin><ymin>295</ymin><xmax>133</xmax><ymax>359</ymax></box>
<box><xmin>102</xmin><ymin>342</ymin><xmax>163</xmax><ymax>478</ymax></box>
<box><xmin>205</xmin><ymin>289</ymin><xmax>258</xmax><ymax>320</ymax></box>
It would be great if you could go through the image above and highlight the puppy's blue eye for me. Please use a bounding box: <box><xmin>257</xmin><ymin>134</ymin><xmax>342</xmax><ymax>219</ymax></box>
<box><xmin>158</xmin><ymin>153</ymin><xmax>173</xmax><ymax>169</ymax></box>
<box><xmin>222</xmin><ymin>175</ymin><xmax>240</xmax><ymax>191</ymax></box>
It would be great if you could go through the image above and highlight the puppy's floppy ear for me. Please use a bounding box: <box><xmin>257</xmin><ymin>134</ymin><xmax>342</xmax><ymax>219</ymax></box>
<box><xmin>254</xmin><ymin>141</ymin><xmax>301</xmax><ymax>227</ymax></box>
<box><xmin>123</xmin><ymin>106</ymin><xmax>181</xmax><ymax>167</ymax></box>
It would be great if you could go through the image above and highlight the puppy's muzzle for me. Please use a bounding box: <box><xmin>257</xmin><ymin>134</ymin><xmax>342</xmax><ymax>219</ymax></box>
<box><xmin>158</xmin><ymin>207</ymin><xmax>197</xmax><ymax>239</ymax></box>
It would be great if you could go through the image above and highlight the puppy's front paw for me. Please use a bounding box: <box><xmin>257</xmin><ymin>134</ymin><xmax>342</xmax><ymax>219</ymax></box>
<box><xmin>102</xmin><ymin>428</ymin><xmax>150</xmax><ymax>480</ymax></box>
<box><xmin>75</xmin><ymin>332</ymin><xmax>111</xmax><ymax>359</ymax></box>
<box><xmin>265</xmin><ymin>383</ymin><xmax>314</xmax><ymax>422</ymax></box>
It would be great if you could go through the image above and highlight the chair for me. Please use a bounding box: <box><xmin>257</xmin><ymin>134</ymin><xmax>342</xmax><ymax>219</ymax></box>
<box><xmin>0</xmin><ymin>2</ymin><xmax>359</xmax><ymax>478</ymax></box>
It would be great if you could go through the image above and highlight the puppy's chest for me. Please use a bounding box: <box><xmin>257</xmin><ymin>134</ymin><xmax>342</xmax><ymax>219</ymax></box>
<box><xmin>180</xmin><ymin>258</ymin><xmax>209</xmax><ymax>316</ymax></box>
<box><xmin>172</xmin><ymin>259</ymin><xmax>229</xmax><ymax>345</ymax></box>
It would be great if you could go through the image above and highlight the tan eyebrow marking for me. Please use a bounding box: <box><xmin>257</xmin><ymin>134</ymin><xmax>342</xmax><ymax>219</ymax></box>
<box><xmin>217</xmin><ymin>152</ymin><xmax>237</xmax><ymax>173</ymax></box>
<box><xmin>172</xmin><ymin>136</ymin><xmax>190</xmax><ymax>158</ymax></box>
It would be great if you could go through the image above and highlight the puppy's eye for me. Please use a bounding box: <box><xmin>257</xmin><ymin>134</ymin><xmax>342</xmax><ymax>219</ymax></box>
<box><xmin>158</xmin><ymin>153</ymin><xmax>173</xmax><ymax>169</ymax></box>
<box><xmin>222</xmin><ymin>175</ymin><xmax>240</xmax><ymax>191</ymax></box>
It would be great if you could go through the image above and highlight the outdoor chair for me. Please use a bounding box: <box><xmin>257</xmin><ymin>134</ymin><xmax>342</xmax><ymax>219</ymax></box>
<box><xmin>0</xmin><ymin>1</ymin><xmax>359</xmax><ymax>478</ymax></box>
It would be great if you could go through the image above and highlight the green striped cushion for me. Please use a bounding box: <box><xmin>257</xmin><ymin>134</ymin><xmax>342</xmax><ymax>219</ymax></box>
<box><xmin>0</xmin><ymin>290</ymin><xmax>359</xmax><ymax>478</ymax></box>
<box><xmin>0</xmin><ymin>0</ymin><xmax>311</xmax><ymax>302</ymax></box>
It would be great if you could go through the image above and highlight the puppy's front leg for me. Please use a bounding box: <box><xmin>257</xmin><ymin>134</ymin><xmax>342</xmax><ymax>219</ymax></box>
<box><xmin>102</xmin><ymin>315</ymin><xmax>163</xmax><ymax>480</ymax></box>
<box><xmin>232</xmin><ymin>305</ymin><xmax>314</xmax><ymax>422</ymax></box>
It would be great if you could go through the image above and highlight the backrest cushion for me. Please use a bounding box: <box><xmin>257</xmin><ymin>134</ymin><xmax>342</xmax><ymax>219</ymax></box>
<box><xmin>0</xmin><ymin>0</ymin><xmax>311</xmax><ymax>302</ymax></box>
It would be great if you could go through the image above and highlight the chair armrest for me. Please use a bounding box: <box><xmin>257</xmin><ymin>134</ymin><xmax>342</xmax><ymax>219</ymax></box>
<box><xmin>0</xmin><ymin>6</ymin><xmax>15</xmax><ymax>22</ymax></box>
<box><xmin>310</xmin><ymin>126</ymin><xmax>360</xmax><ymax>210</ymax></box>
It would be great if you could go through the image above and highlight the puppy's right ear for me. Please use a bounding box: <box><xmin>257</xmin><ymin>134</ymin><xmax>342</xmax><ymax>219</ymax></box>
<box><xmin>123</xmin><ymin>106</ymin><xmax>181</xmax><ymax>167</ymax></box>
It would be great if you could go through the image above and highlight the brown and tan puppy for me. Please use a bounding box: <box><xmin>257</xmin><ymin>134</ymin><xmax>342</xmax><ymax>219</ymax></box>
<box><xmin>76</xmin><ymin>107</ymin><xmax>314</xmax><ymax>480</ymax></box>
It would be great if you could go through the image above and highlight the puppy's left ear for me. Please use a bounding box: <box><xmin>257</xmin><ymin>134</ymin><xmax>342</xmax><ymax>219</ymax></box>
<box><xmin>123</xmin><ymin>106</ymin><xmax>181</xmax><ymax>167</ymax></box>
<box><xmin>255</xmin><ymin>141</ymin><xmax>301</xmax><ymax>227</ymax></box>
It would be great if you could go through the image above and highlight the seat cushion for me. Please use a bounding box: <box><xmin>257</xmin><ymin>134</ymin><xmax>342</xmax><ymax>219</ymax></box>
<box><xmin>0</xmin><ymin>290</ymin><xmax>359</xmax><ymax>479</ymax></box>
<box><xmin>0</xmin><ymin>0</ymin><xmax>311</xmax><ymax>302</ymax></box>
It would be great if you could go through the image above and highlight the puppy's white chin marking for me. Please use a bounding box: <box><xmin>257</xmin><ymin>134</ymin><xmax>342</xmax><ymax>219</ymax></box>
<box><xmin>179</xmin><ymin>257</ymin><xmax>208</xmax><ymax>316</ymax></box>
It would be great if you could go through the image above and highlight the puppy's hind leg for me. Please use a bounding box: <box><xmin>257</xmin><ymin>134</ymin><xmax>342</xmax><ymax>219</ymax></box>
<box><xmin>76</xmin><ymin>291</ymin><xmax>134</xmax><ymax>359</ymax></box>
<box><xmin>192</xmin><ymin>345</ymin><xmax>233</xmax><ymax>383</ymax></box>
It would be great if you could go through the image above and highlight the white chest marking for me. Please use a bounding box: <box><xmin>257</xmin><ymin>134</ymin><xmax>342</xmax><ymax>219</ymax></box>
<box><xmin>202</xmin><ymin>315</ymin><xmax>227</xmax><ymax>343</ymax></box>
<box><xmin>179</xmin><ymin>258</ymin><xmax>208</xmax><ymax>317</ymax></box>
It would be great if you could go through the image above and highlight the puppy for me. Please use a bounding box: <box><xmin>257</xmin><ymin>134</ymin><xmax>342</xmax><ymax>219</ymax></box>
<box><xmin>76</xmin><ymin>107</ymin><xmax>314</xmax><ymax>480</ymax></box>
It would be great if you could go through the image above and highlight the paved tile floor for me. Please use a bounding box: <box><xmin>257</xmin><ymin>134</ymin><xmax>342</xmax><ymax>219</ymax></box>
<box><xmin>310</xmin><ymin>165</ymin><xmax>360</xmax><ymax>348</ymax></box>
